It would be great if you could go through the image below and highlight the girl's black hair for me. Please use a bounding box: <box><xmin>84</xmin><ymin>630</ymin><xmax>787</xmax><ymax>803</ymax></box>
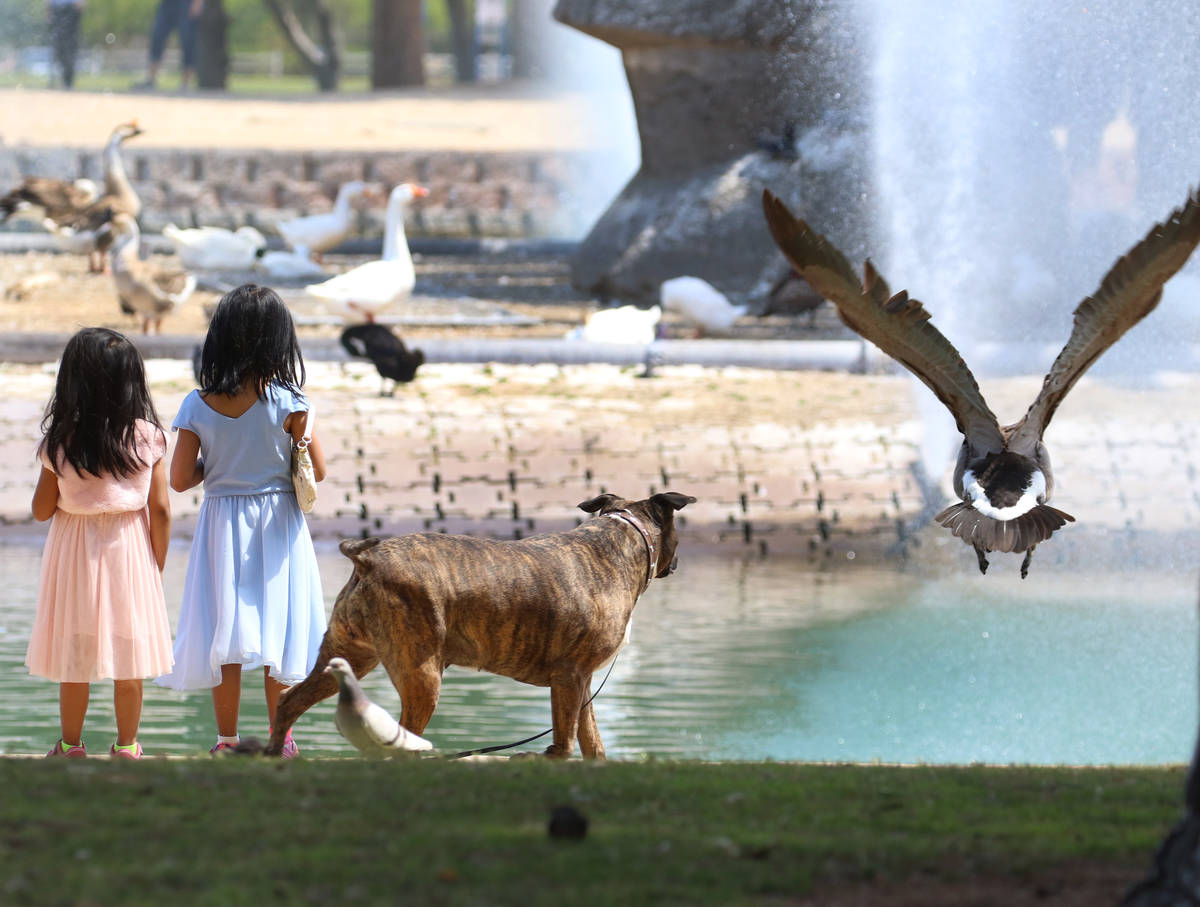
<box><xmin>40</xmin><ymin>327</ymin><xmax>162</xmax><ymax>479</ymax></box>
<box><xmin>198</xmin><ymin>283</ymin><xmax>306</xmax><ymax>398</ymax></box>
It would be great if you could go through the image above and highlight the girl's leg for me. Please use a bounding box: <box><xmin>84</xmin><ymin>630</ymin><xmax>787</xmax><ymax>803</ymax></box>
<box><xmin>59</xmin><ymin>682</ymin><xmax>89</xmax><ymax>745</ymax></box>
<box><xmin>212</xmin><ymin>663</ymin><xmax>242</xmax><ymax>737</ymax></box>
<box><xmin>112</xmin><ymin>679</ymin><xmax>143</xmax><ymax>747</ymax></box>
<box><xmin>264</xmin><ymin>668</ymin><xmax>286</xmax><ymax>728</ymax></box>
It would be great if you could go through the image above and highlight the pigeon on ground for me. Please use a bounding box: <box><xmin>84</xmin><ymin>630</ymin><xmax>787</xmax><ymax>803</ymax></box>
<box><xmin>324</xmin><ymin>657</ymin><xmax>434</xmax><ymax>757</ymax></box>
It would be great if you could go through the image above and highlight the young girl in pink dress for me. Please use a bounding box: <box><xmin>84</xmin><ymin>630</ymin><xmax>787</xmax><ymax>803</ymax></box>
<box><xmin>26</xmin><ymin>327</ymin><xmax>174</xmax><ymax>759</ymax></box>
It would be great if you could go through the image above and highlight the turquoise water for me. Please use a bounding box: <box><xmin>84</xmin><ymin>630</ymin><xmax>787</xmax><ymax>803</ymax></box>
<box><xmin>0</xmin><ymin>542</ymin><xmax>1195</xmax><ymax>763</ymax></box>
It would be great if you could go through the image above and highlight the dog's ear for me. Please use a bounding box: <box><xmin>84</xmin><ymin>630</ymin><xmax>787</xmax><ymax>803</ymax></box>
<box><xmin>339</xmin><ymin>536</ymin><xmax>384</xmax><ymax>567</ymax></box>
<box><xmin>578</xmin><ymin>493</ymin><xmax>623</xmax><ymax>514</ymax></box>
<box><xmin>651</xmin><ymin>492</ymin><xmax>696</xmax><ymax>512</ymax></box>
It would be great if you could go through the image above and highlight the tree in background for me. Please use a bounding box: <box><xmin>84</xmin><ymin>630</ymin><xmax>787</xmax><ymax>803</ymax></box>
<box><xmin>262</xmin><ymin>0</ymin><xmax>340</xmax><ymax>90</ymax></box>
<box><xmin>370</xmin><ymin>0</ymin><xmax>423</xmax><ymax>88</ymax></box>
<box><xmin>446</xmin><ymin>0</ymin><xmax>473</xmax><ymax>83</ymax></box>
<box><xmin>196</xmin><ymin>0</ymin><xmax>229</xmax><ymax>88</ymax></box>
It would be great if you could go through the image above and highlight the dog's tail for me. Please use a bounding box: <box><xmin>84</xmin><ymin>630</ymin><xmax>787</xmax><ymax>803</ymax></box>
<box><xmin>339</xmin><ymin>536</ymin><xmax>384</xmax><ymax>560</ymax></box>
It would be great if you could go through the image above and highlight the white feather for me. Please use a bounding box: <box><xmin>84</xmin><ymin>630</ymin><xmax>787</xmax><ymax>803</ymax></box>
<box><xmin>964</xmin><ymin>468</ymin><xmax>1045</xmax><ymax>520</ymax></box>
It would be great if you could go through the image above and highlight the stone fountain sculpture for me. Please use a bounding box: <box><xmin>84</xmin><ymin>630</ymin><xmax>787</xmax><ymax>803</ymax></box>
<box><xmin>552</xmin><ymin>0</ymin><xmax>872</xmax><ymax>310</ymax></box>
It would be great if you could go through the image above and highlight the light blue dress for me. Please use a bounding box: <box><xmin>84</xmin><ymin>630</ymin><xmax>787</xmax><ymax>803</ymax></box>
<box><xmin>157</xmin><ymin>384</ymin><xmax>326</xmax><ymax>690</ymax></box>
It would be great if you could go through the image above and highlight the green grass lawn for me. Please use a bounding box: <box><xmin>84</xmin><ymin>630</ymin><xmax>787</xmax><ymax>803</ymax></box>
<box><xmin>0</xmin><ymin>758</ymin><xmax>1184</xmax><ymax>905</ymax></box>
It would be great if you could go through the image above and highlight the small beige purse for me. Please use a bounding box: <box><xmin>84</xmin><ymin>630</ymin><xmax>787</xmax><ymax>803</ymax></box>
<box><xmin>291</xmin><ymin>409</ymin><xmax>317</xmax><ymax>513</ymax></box>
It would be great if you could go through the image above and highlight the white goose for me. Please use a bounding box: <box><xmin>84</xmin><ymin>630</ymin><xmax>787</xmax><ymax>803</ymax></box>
<box><xmin>275</xmin><ymin>179</ymin><xmax>373</xmax><ymax>256</ymax></box>
<box><xmin>565</xmin><ymin>304</ymin><xmax>662</xmax><ymax>344</ymax></box>
<box><xmin>255</xmin><ymin>247</ymin><xmax>328</xmax><ymax>281</ymax></box>
<box><xmin>660</xmin><ymin>275</ymin><xmax>750</xmax><ymax>335</ymax></box>
<box><xmin>303</xmin><ymin>183</ymin><xmax>427</xmax><ymax>322</ymax></box>
<box><xmin>162</xmin><ymin>223</ymin><xmax>266</xmax><ymax>270</ymax></box>
<box><xmin>108</xmin><ymin>214</ymin><xmax>196</xmax><ymax>333</ymax></box>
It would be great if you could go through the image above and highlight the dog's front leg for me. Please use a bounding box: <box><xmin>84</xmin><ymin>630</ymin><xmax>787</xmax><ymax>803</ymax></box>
<box><xmin>546</xmin><ymin>672</ymin><xmax>590</xmax><ymax>759</ymax></box>
<box><xmin>265</xmin><ymin>639</ymin><xmax>378</xmax><ymax>755</ymax></box>
<box><xmin>576</xmin><ymin>696</ymin><xmax>605</xmax><ymax>760</ymax></box>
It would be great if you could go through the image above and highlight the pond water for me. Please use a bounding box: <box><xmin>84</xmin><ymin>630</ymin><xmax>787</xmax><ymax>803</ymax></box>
<box><xmin>0</xmin><ymin>543</ymin><xmax>1195</xmax><ymax>764</ymax></box>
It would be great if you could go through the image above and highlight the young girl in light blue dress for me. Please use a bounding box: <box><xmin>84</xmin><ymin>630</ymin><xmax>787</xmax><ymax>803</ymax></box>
<box><xmin>158</xmin><ymin>284</ymin><xmax>327</xmax><ymax>757</ymax></box>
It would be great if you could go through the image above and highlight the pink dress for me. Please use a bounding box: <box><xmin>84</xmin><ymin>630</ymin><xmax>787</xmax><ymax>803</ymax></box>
<box><xmin>25</xmin><ymin>420</ymin><xmax>175</xmax><ymax>683</ymax></box>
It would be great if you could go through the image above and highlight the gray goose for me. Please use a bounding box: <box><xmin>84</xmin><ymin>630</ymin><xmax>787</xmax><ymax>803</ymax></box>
<box><xmin>0</xmin><ymin>121</ymin><xmax>143</xmax><ymax>272</ymax></box>
<box><xmin>762</xmin><ymin>187</ymin><xmax>1200</xmax><ymax>577</ymax></box>
<box><xmin>107</xmin><ymin>214</ymin><xmax>195</xmax><ymax>333</ymax></box>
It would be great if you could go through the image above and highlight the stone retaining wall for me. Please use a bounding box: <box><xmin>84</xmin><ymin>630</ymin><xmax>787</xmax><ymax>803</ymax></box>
<box><xmin>0</xmin><ymin>146</ymin><xmax>604</xmax><ymax>239</ymax></box>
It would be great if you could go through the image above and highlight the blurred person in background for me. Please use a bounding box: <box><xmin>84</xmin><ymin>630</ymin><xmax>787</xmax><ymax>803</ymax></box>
<box><xmin>47</xmin><ymin>0</ymin><xmax>84</xmax><ymax>89</ymax></box>
<box><xmin>134</xmin><ymin>0</ymin><xmax>203</xmax><ymax>91</ymax></box>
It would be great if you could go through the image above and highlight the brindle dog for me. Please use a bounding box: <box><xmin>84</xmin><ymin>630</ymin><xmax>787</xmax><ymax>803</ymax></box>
<box><xmin>265</xmin><ymin>492</ymin><xmax>695</xmax><ymax>759</ymax></box>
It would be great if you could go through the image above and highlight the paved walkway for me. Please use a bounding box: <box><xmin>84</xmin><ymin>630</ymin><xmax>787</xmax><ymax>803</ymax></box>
<box><xmin>3</xmin><ymin>359</ymin><xmax>1199</xmax><ymax>569</ymax></box>
<box><xmin>0</xmin><ymin>83</ymin><xmax>618</xmax><ymax>153</ymax></box>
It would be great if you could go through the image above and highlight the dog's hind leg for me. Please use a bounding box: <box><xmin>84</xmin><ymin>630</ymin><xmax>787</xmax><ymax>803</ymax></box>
<box><xmin>576</xmin><ymin>695</ymin><xmax>605</xmax><ymax>760</ymax></box>
<box><xmin>266</xmin><ymin>636</ymin><xmax>379</xmax><ymax>755</ymax></box>
<box><xmin>380</xmin><ymin>651</ymin><xmax>441</xmax><ymax>737</ymax></box>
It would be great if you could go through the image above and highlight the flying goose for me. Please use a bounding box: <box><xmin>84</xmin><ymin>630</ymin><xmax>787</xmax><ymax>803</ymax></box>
<box><xmin>107</xmin><ymin>213</ymin><xmax>196</xmax><ymax>333</ymax></box>
<box><xmin>762</xmin><ymin>187</ymin><xmax>1200</xmax><ymax>576</ymax></box>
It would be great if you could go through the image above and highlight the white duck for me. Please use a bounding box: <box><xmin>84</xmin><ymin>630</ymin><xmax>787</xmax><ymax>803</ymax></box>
<box><xmin>565</xmin><ymin>304</ymin><xmax>662</xmax><ymax>344</ymax></box>
<box><xmin>162</xmin><ymin>223</ymin><xmax>266</xmax><ymax>270</ymax></box>
<box><xmin>660</xmin><ymin>275</ymin><xmax>749</xmax><ymax>335</ymax></box>
<box><xmin>275</xmin><ymin>179</ymin><xmax>373</xmax><ymax>256</ymax></box>
<box><xmin>324</xmin><ymin>657</ymin><xmax>433</xmax><ymax>757</ymax></box>
<box><xmin>107</xmin><ymin>214</ymin><xmax>196</xmax><ymax>333</ymax></box>
<box><xmin>303</xmin><ymin>183</ymin><xmax>428</xmax><ymax>322</ymax></box>
<box><xmin>255</xmin><ymin>247</ymin><xmax>328</xmax><ymax>281</ymax></box>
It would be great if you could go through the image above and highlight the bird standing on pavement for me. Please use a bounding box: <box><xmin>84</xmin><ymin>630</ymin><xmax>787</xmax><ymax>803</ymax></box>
<box><xmin>762</xmin><ymin>186</ymin><xmax>1200</xmax><ymax>577</ymax></box>
<box><xmin>107</xmin><ymin>213</ymin><xmax>196</xmax><ymax>333</ymax></box>
<box><xmin>324</xmin><ymin>657</ymin><xmax>433</xmax><ymax>757</ymax></box>
<box><xmin>339</xmin><ymin>323</ymin><xmax>425</xmax><ymax>396</ymax></box>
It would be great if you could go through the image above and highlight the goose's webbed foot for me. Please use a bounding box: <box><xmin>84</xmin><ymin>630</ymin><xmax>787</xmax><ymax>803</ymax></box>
<box><xmin>974</xmin><ymin>545</ymin><xmax>989</xmax><ymax>575</ymax></box>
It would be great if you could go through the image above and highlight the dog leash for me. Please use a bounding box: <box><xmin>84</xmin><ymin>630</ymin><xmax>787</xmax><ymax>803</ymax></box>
<box><xmin>448</xmin><ymin>654</ymin><xmax>621</xmax><ymax>759</ymax></box>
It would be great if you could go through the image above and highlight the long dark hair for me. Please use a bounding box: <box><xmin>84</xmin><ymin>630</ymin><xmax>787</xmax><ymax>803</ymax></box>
<box><xmin>40</xmin><ymin>327</ymin><xmax>162</xmax><ymax>479</ymax></box>
<box><xmin>198</xmin><ymin>283</ymin><xmax>306</xmax><ymax>398</ymax></box>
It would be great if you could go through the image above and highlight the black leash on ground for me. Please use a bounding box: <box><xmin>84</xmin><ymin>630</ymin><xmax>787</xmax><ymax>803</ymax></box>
<box><xmin>449</xmin><ymin>654</ymin><xmax>621</xmax><ymax>759</ymax></box>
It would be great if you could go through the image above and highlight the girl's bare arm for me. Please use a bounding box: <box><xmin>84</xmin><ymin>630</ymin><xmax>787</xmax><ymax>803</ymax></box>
<box><xmin>286</xmin><ymin>410</ymin><xmax>327</xmax><ymax>482</ymax></box>
<box><xmin>31</xmin><ymin>467</ymin><xmax>59</xmax><ymax>522</ymax></box>
<box><xmin>169</xmin><ymin>429</ymin><xmax>204</xmax><ymax>492</ymax></box>
<box><xmin>147</xmin><ymin>459</ymin><xmax>171</xmax><ymax>571</ymax></box>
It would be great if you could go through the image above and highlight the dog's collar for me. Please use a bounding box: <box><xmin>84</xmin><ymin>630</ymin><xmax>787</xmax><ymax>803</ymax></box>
<box><xmin>606</xmin><ymin>509</ymin><xmax>657</xmax><ymax>586</ymax></box>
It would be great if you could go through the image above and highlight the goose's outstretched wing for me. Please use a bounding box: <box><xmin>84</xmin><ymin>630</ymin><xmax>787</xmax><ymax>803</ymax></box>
<box><xmin>1009</xmin><ymin>187</ymin><xmax>1200</xmax><ymax>451</ymax></box>
<box><xmin>762</xmin><ymin>190</ymin><xmax>1004</xmax><ymax>454</ymax></box>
